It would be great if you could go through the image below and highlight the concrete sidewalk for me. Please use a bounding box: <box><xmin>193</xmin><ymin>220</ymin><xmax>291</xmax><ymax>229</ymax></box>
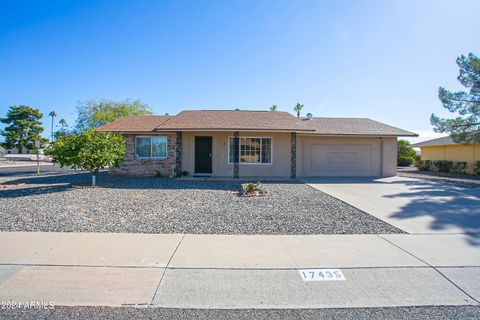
<box><xmin>0</xmin><ymin>232</ymin><xmax>479</xmax><ymax>308</ymax></box>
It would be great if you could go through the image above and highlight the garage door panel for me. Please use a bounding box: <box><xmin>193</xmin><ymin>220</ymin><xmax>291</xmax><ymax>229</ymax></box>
<box><xmin>301</xmin><ymin>138</ymin><xmax>382</xmax><ymax>177</ymax></box>
<box><xmin>311</xmin><ymin>144</ymin><xmax>372</xmax><ymax>171</ymax></box>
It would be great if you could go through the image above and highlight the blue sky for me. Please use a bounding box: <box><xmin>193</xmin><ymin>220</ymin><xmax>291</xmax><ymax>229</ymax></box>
<box><xmin>1</xmin><ymin>0</ymin><xmax>479</xmax><ymax>143</ymax></box>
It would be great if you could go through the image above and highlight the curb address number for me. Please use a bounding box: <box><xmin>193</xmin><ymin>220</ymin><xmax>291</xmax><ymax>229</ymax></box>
<box><xmin>299</xmin><ymin>269</ymin><xmax>346</xmax><ymax>281</ymax></box>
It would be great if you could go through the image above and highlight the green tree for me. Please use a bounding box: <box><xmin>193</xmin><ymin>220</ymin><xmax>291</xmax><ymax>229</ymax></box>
<box><xmin>0</xmin><ymin>105</ymin><xmax>47</xmax><ymax>153</ymax></box>
<box><xmin>46</xmin><ymin>129</ymin><xmax>126</xmax><ymax>187</ymax></box>
<box><xmin>431</xmin><ymin>53</ymin><xmax>480</xmax><ymax>143</ymax></box>
<box><xmin>74</xmin><ymin>99</ymin><xmax>152</xmax><ymax>132</ymax></box>
<box><xmin>397</xmin><ymin>139</ymin><xmax>416</xmax><ymax>159</ymax></box>
<box><xmin>48</xmin><ymin>111</ymin><xmax>57</xmax><ymax>142</ymax></box>
<box><xmin>270</xmin><ymin>104</ymin><xmax>278</xmax><ymax>111</ymax></box>
<box><xmin>294</xmin><ymin>103</ymin><xmax>303</xmax><ymax>118</ymax></box>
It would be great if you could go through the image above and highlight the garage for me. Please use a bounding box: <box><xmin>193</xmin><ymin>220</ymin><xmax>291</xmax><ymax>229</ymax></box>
<box><xmin>299</xmin><ymin>136</ymin><xmax>387</xmax><ymax>177</ymax></box>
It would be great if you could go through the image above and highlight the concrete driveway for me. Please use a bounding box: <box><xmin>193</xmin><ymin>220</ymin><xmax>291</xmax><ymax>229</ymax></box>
<box><xmin>302</xmin><ymin>176</ymin><xmax>480</xmax><ymax>242</ymax></box>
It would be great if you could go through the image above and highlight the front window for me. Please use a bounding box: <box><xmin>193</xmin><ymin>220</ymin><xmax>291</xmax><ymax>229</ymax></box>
<box><xmin>229</xmin><ymin>137</ymin><xmax>272</xmax><ymax>164</ymax></box>
<box><xmin>135</xmin><ymin>136</ymin><xmax>167</xmax><ymax>158</ymax></box>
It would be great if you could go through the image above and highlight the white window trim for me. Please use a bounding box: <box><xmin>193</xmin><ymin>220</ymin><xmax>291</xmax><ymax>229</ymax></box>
<box><xmin>228</xmin><ymin>136</ymin><xmax>273</xmax><ymax>165</ymax></box>
<box><xmin>135</xmin><ymin>136</ymin><xmax>168</xmax><ymax>159</ymax></box>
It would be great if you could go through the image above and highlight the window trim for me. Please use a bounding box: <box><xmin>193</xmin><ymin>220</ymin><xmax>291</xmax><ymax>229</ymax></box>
<box><xmin>135</xmin><ymin>136</ymin><xmax>168</xmax><ymax>159</ymax></box>
<box><xmin>228</xmin><ymin>136</ymin><xmax>273</xmax><ymax>165</ymax></box>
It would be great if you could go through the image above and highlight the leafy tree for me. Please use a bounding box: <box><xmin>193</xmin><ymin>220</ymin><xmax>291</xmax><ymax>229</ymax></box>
<box><xmin>397</xmin><ymin>139</ymin><xmax>416</xmax><ymax>159</ymax></box>
<box><xmin>0</xmin><ymin>105</ymin><xmax>47</xmax><ymax>153</ymax></box>
<box><xmin>48</xmin><ymin>111</ymin><xmax>57</xmax><ymax>142</ymax></box>
<box><xmin>75</xmin><ymin>99</ymin><xmax>152</xmax><ymax>131</ymax></box>
<box><xmin>270</xmin><ymin>105</ymin><xmax>278</xmax><ymax>111</ymax></box>
<box><xmin>431</xmin><ymin>53</ymin><xmax>480</xmax><ymax>143</ymax></box>
<box><xmin>46</xmin><ymin>129</ymin><xmax>126</xmax><ymax>187</ymax></box>
<box><xmin>294</xmin><ymin>103</ymin><xmax>303</xmax><ymax>118</ymax></box>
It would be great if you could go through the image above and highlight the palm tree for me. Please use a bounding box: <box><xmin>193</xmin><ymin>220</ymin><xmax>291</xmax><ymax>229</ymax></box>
<box><xmin>270</xmin><ymin>105</ymin><xmax>278</xmax><ymax>111</ymax></box>
<box><xmin>59</xmin><ymin>118</ymin><xmax>67</xmax><ymax>137</ymax></box>
<box><xmin>48</xmin><ymin>111</ymin><xmax>57</xmax><ymax>142</ymax></box>
<box><xmin>294</xmin><ymin>103</ymin><xmax>303</xmax><ymax>118</ymax></box>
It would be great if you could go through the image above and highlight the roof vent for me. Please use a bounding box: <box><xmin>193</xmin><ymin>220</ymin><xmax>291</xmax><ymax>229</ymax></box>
<box><xmin>306</xmin><ymin>113</ymin><xmax>313</xmax><ymax>120</ymax></box>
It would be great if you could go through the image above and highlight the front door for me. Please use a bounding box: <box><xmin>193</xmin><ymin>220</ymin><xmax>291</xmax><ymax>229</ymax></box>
<box><xmin>195</xmin><ymin>136</ymin><xmax>212</xmax><ymax>174</ymax></box>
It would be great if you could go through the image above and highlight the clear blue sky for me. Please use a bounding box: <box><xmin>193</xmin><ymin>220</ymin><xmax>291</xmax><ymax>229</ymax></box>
<box><xmin>1</xmin><ymin>0</ymin><xmax>479</xmax><ymax>142</ymax></box>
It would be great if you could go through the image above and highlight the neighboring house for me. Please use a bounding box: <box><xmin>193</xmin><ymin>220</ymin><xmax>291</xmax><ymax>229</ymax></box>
<box><xmin>413</xmin><ymin>136</ymin><xmax>480</xmax><ymax>174</ymax></box>
<box><xmin>98</xmin><ymin>110</ymin><xmax>417</xmax><ymax>178</ymax></box>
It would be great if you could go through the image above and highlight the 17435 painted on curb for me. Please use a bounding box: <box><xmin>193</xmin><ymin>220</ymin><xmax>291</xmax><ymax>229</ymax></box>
<box><xmin>299</xmin><ymin>269</ymin><xmax>346</xmax><ymax>281</ymax></box>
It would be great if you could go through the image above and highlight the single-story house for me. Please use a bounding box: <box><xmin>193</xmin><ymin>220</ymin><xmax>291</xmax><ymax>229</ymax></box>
<box><xmin>98</xmin><ymin>110</ymin><xmax>417</xmax><ymax>178</ymax></box>
<box><xmin>413</xmin><ymin>136</ymin><xmax>480</xmax><ymax>174</ymax></box>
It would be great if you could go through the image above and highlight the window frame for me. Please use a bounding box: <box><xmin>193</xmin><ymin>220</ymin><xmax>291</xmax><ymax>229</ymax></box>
<box><xmin>134</xmin><ymin>136</ymin><xmax>168</xmax><ymax>159</ymax></box>
<box><xmin>228</xmin><ymin>136</ymin><xmax>273</xmax><ymax>165</ymax></box>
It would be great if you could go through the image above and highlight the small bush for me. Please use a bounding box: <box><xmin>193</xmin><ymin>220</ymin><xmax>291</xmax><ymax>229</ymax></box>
<box><xmin>418</xmin><ymin>160</ymin><xmax>432</xmax><ymax>171</ymax></box>
<box><xmin>434</xmin><ymin>160</ymin><xmax>454</xmax><ymax>173</ymax></box>
<box><xmin>450</xmin><ymin>161</ymin><xmax>468</xmax><ymax>174</ymax></box>
<box><xmin>413</xmin><ymin>155</ymin><xmax>422</xmax><ymax>167</ymax></box>
<box><xmin>398</xmin><ymin>157</ymin><xmax>413</xmax><ymax>167</ymax></box>
<box><xmin>241</xmin><ymin>181</ymin><xmax>266</xmax><ymax>196</ymax></box>
<box><xmin>154</xmin><ymin>171</ymin><xmax>164</xmax><ymax>178</ymax></box>
<box><xmin>181</xmin><ymin>170</ymin><xmax>189</xmax><ymax>176</ymax></box>
<box><xmin>475</xmin><ymin>161</ymin><xmax>480</xmax><ymax>175</ymax></box>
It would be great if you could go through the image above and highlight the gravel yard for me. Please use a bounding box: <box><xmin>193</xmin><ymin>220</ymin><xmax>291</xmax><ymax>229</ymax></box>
<box><xmin>0</xmin><ymin>172</ymin><xmax>403</xmax><ymax>234</ymax></box>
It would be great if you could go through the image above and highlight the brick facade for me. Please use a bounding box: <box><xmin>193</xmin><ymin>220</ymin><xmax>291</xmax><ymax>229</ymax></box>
<box><xmin>109</xmin><ymin>134</ymin><xmax>177</xmax><ymax>177</ymax></box>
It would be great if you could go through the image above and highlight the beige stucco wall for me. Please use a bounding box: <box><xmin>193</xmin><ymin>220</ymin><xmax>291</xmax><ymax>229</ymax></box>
<box><xmin>297</xmin><ymin>136</ymin><xmax>396</xmax><ymax>177</ymax></box>
<box><xmin>420</xmin><ymin>144</ymin><xmax>480</xmax><ymax>174</ymax></box>
<box><xmin>182</xmin><ymin>131</ymin><xmax>291</xmax><ymax>177</ymax></box>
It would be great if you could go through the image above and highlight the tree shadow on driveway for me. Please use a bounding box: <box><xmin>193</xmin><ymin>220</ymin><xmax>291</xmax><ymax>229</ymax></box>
<box><xmin>384</xmin><ymin>182</ymin><xmax>480</xmax><ymax>246</ymax></box>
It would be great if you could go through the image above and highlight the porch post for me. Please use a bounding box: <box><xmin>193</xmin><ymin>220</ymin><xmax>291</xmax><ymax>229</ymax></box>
<box><xmin>175</xmin><ymin>131</ymin><xmax>182</xmax><ymax>177</ymax></box>
<box><xmin>290</xmin><ymin>132</ymin><xmax>297</xmax><ymax>179</ymax></box>
<box><xmin>233</xmin><ymin>131</ymin><xmax>240</xmax><ymax>179</ymax></box>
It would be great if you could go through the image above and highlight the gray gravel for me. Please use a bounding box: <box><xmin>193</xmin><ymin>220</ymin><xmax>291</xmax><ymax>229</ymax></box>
<box><xmin>0</xmin><ymin>172</ymin><xmax>402</xmax><ymax>234</ymax></box>
<box><xmin>1</xmin><ymin>306</ymin><xmax>479</xmax><ymax>320</ymax></box>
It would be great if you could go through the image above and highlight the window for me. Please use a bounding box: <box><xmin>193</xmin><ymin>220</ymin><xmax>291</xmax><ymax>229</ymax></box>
<box><xmin>135</xmin><ymin>136</ymin><xmax>167</xmax><ymax>158</ymax></box>
<box><xmin>229</xmin><ymin>137</ymin><xmax>272</xmax><ymax>164</ymax></box>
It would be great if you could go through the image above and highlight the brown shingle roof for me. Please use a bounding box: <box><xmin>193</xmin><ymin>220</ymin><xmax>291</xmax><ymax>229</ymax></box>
<box><xmin>97</xmin><ymin>110</ymin><xmax>417</xmax><ymax>137</ymax></box>
<box><xmin>299</xmin><ymin>117</ymin><xmax>418</xmax><ymax>137</ymax></box>
<box><xmin>412</xmin><ymin>136</ymin><xmax>457</xmax><ymax>147</ymax></box>
<box><xmin>153</xmin><ymin>110</ymin><xmax>309</xmax><ymax>131</ymax></box>
<box><xmin>97</xmin><ymin>115</ymin><xmax>172</xmax><ymax>132</ymax></box>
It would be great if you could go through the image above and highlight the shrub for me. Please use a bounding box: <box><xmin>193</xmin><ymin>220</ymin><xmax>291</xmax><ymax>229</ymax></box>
<box><xmin>450</xmin><ymin>161</ymin><xmax>468</xmax><ymax>174</ymax></box>
<box><xmin>418</xmin><ymin>160</ymin><xmax>432</xmax><ymax>171</ymax></box>
<box><xmin>413</xmin><ymin>155</ymin><xmax>422</xmax><ymax>167</ymax></box>
<box><xmin>434</xmin><ymin>160</ymin><xmax>454</xmax><ymax>173</ymax></box>
<box><xmin>154</xmin><ymin>171</ymin><xmax>164</xmax><ymax>178</ymax></box>
<box><xmin>241</xmin><ymin>181</ymin><xmax>266</xmax><ymax>196</ymax></box>
<box><xmin>398</xmin><ymin>157</ymin><xmax>413</xmax><ymax>167</ymax></box>
<box><xmin>181</xmin><ymin>170</ymin><xmax>189</xmax><ymax>176</ymax></box>
<box><xmin>475</xmin><ymin>161</ymin><xmax>480</xmax><ymax>175</ymax></box>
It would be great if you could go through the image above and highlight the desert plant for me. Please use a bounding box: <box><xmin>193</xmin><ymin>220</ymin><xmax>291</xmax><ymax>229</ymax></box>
<box><xmin>418</xmin><ymin>160</ymin><xmax>432</xmax><ymax>171</ymax></box>
<box><xmin>434</xmin><ymin>160</ymin><xmax>454</xmax><ymax>173</ymax></box>
<box><xmin>450</xmin><ymin>161</ymin><xmax>468</xmax><ymax>174</ymax></box>
<box><xmin>398</xmin><ymin>157</ymin><xmax>413</xmax><ymax>167</ymax></box>
<box><xmin>241</xmin><ymin>181</ymin><xmax>266</xmax><ymax>196</ymax></box>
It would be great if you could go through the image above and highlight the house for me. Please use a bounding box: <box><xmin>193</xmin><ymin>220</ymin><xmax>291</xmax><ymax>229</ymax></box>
<box><xmin>413</xmin><ymin>136</ymin><xmax>480</xmax><ymax>174</ymax></box>
<box><xmin>98</xmin><ymin>110</ymin><xmax>417</xmax><ymax>178</ymax></box>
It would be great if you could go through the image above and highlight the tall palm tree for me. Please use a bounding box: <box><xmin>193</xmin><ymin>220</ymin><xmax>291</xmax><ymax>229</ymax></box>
<box><xmin>294</xmin><ymin>103</ymin><xmax>303</xmax><ymax>118</ymax></box>
<box><xmin>270</xmin><ymin>105</ymin><xmax>278</xmax><ymax>111</ymax></box>
<box><xmin>48</xmin><ymin>111</ymin><xmax>57</xmax><ymax>142</ymax></box>
<box><xmin>59</xmin><ymin>118</ymin><xmax>67</xmax><ymax>137</ymax></box>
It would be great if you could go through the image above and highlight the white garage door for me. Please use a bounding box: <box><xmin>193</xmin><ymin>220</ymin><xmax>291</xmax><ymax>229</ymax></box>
<box><xmin>301</xmin><ymin>137</ymin><xmax>382</xmax><ymax>176</ymax></box>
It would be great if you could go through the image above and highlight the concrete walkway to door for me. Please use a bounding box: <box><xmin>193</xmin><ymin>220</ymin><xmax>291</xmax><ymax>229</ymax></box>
<box><xmin>302</xmin><ymin>176</ymin><xmax>480</xmax><ymax>244</ymax></box>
